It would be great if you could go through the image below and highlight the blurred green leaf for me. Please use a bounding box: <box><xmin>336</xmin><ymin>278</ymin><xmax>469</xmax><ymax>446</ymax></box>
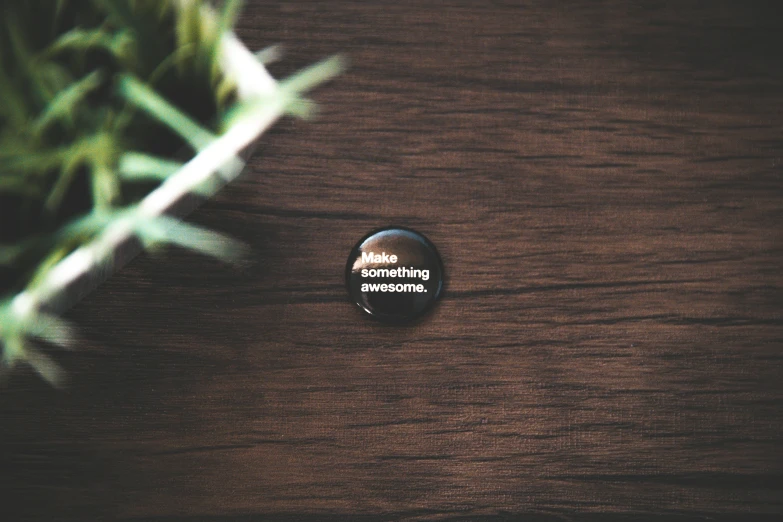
<box><xmin>118</xmin><ymin>152</ymin><xmax>183</xmax><ymax>181</ymax></box>
<box><xmin>132</xmin><ymin>214</ymin><xmax>248</xmax><ymax>264</ymax></box>
<box><xmin>32</xmin><ymin>70</ymin><xmax>103</xmax><ymax>134</ymax></box>
<box><xmin>118</xmin><ymin>74</ymin><xmax>215</xmax><ymax>150</ymax></box>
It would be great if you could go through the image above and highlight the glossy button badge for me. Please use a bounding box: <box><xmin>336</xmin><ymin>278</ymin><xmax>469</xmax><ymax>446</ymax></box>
<box><xmin>346</xmin><ymin>227</ymin><xmax>444</xmax><ymax>323</ymax></box>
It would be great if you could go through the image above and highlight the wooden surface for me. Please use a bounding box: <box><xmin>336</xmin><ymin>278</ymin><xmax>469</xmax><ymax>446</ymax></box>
<box><xmin>2</xmin><ymin>1</ymin><xmax>782</xmax><ymax>520</ymax></box>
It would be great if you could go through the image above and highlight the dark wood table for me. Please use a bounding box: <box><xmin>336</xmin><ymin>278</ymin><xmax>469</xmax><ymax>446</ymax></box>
<box><xmin>2</xmin><ymin>1</ymin><xmax>782</xmax><ymax>520</ymax></box>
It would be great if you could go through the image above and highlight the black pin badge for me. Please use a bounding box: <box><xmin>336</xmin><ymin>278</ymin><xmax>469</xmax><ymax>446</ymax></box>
<box><xmin>346</xmin><ymin>227</ymin><xmax>444</xmax><ymax>323</ymax></box>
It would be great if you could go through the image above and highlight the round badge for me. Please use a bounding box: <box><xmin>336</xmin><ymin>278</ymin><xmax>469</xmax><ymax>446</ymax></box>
<box><xmin>345</xmin><ymin>227</ymin><xmax>444</xmax><ymax>323</ymax></box>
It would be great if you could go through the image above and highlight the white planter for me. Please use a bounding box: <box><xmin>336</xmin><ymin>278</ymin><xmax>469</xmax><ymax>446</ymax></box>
<box><xmin>14</xmin><ymin>33</ymin><xmax>280</xmax><ymax>314</ymax></box>
<box><xmin>0</xmin><ymin>31</ymin><xmax>297</xmax><ymax>386</ymax></box>
<box><xmin>1</xmin><ymin>1</ymin><xmax>343</xmax><ymax>383</ymax></box>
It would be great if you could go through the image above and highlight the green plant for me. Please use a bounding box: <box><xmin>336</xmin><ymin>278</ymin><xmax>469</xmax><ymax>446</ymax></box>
<box><xmin>0</xmin><ymin>0</ymin><xmax>343</xmax><ymax>384</ymax></box>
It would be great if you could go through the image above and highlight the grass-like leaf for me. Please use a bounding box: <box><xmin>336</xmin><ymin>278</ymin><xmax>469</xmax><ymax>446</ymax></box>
<box><xmin>132</xmin><ymin>215</ymin><xmax>248</xmax><ymax>264</ymax></box>
<box><xmin>118</xmin><ymin>152</ymin><xmax>184</xmax><ymax>181</ymax></box>
<box><xmin>32</xmin><ymin>71</ymin><xmax>103</xmax><ymax>134</ymax></box>
<box><xmin>118</xmin><ymin>74</ymin><xmax>216</xmax><ymax>150</ymax></box>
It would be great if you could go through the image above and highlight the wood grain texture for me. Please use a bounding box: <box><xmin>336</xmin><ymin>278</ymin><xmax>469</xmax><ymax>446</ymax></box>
<box><xmin>1</xmin><ymin>1</ymin><xmax>782</xmax><ymax>520</ymax></box>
